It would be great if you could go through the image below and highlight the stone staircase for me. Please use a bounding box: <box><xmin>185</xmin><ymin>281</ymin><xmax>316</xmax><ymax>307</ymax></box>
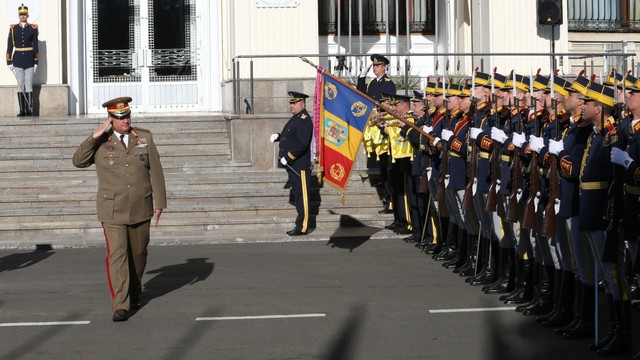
<box><xmin>0</xmin><ymin>114</ymin><xmax>394</xmax><ymax>248</ymax></box>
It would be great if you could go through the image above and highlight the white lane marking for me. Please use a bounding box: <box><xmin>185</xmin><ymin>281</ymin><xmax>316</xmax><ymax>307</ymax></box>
<box><xmin>429</xmin><ymin>307</ymin><xmax>517</xmax><ymax>314</ymax></box>
<box><xmin>0</xmin><ymin>321</ymin><xmax>91</xmax><ymax>327</ymax></box>
<box><xmin>196</xmin><ymin>313</ymin><xmax>326</xmax><ymax>321</ymax></box>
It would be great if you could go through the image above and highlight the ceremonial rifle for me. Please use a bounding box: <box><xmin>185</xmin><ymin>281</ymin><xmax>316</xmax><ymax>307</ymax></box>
<box><xmin>603</xmin><ymin>71</ymin><xmax>625</xmax><ymax>263</ymax></box>
<box><xmin>435</xmin><ymin>73</ymin><xmax>450</xmax><ymax>204</ymax></box>
<box><xmin>417</xmin><ymin>94</ymin><xmax>431</xmax><ymax>194</ymax></box>
<box><xmin>485</xmin><ymin>68</ymin><xmax>501</xmax><ymax>212</ymax></box>
<box><xmin>541</xmin><ymin>79</ymin><xmax>560</xmax><ymax>237</ymax></box>
<box><xmin>463</xmin><ymin>71</ymin><xmax>479</xmax><ymax>210</ymax></box>
<box><xmin>506</xmin><ymin>96</ymin><xmax>523</xmax><ymax>223</ymax></box>
<box><xmin>522</xmin><ymin>70</ymin><xmax>541</xmax><ymax>229</ymax></box>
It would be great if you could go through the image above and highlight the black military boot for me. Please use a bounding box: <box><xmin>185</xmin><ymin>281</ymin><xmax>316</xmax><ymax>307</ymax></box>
<box><xmin>455</xmin><ymin>232</ymin><xmax>475</xmax><ymax>275</ymax></box>
<box><xmin>25</xmin><ymin>92</ymin><xmax>33</xmax><ymax>116</ymax></box>
<box><xmin>542</xmin><ymin>270</ymin><xmax>575</xmax><ymax>327</ymax></box>
<box><xmin>470</xmin><ymin>238</ymin><xmax>497</xmax><ymax>285</ymax></box>
<box><xmin>555</xmin><ymin>278</ymin><xmax>583</xmax><ymax>335</ymax></box>
<box><xmin>588</xmin><ymin>294</ymin><xmax>616</xmax><ymax>351</ymax></box>
<box><xmin>17</xmin><ymin>92</ymin><xmax>26</xmax><ymax>116</ymax></box>
<box><xmin>523</xmin><ymin>264</ymin><xmax>555</xmax><ymax>316</ymax></box>
<box><xmin>537</xmin><ymin>268</ymin><xmax>563</xmax><ymax>323</ymax></box>
<box><xmin>508</xmin><ymin>258</ymin><xmax>534</xmax><ymax>304</ymax></box>
<box><xmin>424</xmin><ymin>217</ymin><xmax>448</xmax><ymax>254</ymax></box>
<box><xmin>444</xmin><ymin>229</ymin><xmax>466</xmax><ymax>269</ymax></box>
<box><xmin>500</xmin><ymin>253</ymin><xmax>523</xmax><ymax>301</ymax></box>
<box><xmin>562</xmin><ymin>283</ymin><xmax>595</xmax><ymax>339</ymax></box>
<box><xmin>596</xmin><ymin>300</ymin><xmax>632</xmax><ymax>356</ymax></box>
<box><xmin>485</xmin><ymin>247</ymin><xmax>514</xmax><ymax>294</ymax></box>
<box><xmin>516</xmin><ymin>261</ymin><xmax>542</xmax><ymax>313</ymax></box>
<box><xmin>433</xmin><ymin>223</ymin><xmax>458</xmax><ymax>261</ymax></box>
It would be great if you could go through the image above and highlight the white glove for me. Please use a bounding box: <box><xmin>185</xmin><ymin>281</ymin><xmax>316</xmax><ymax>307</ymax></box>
<box><xmin>548</xmin><ymin>139</ymin><xmax>564</xmax><ymax>155</ymax></box>
<box><xmin>359</xmin><ymin>64</ymin><xmax>372</xmax><ymax>77</ymax></box>
<box><xmin>611</xmin><ymin>147</ymin><xmax>634</xmax><ymax>169</ymax></box>
<box><xmin>269</xmin><ymin>133</ymin><xmax>279</xmax><ymax>142</ymax></box>
<box><xmin>422</xmin><ymin>125</ymin><xmax>433</xmax><ymax>134</ymax></box>
<box><xmin>490</xmin><ymin>127</ymin><xmax>508</xmax><ymax>143</ymax></box>
<box><xmin>280</xmin><ymin>157</ymin><xmax>288</xmax><ymax>166</ymax></box>
<box><xmin>432</xmin><ymin>137</ymin><xmax>441</xmax><ymax>146</ymax></box>
<box><xmin>33</xmin><ymin>64</ymin><xmax>37</xmax><ymax>73</ymax></box>
<box><xmin>470</xmin><ymin>127</ymin><xmax>482</xmax><ymax>140</ymax></box>
<box><xmin>441</xmin><ymin>129</ymin><xmax>454</xmax><ymax>142</ymax></box>
<box><xmin>512</xmin><ymin>132</ymin><xmax>526</xmax><ymax>148</ymax></box>
<box><xmin>7</xmin><ymin>64</ymin><xmax>14</xmax><ymax>72</ymax></box>
<box><xmin>529</xmin><ymin>135</ymin><xmax>545</xmax><ymax>153</ymax></box>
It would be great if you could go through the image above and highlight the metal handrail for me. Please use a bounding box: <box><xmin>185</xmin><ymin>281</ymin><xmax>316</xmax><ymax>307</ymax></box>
<box><xmin>231</xmin><ymin>51</ymin><xmax>636</xmax><ymax>115</ymax></box>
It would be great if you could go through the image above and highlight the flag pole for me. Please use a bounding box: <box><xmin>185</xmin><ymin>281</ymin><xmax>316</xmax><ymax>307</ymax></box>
<box><xmin>299</xmin><ymin>57</ymin><xmax>436</xmax><ymax>143</ymax></box>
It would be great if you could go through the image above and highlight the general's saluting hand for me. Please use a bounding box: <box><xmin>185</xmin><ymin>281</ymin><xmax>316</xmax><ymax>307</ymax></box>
<box><xmin>92</xmin><ymin>117</ymin><xmax>112</xmax><ymax>139</ymax></box>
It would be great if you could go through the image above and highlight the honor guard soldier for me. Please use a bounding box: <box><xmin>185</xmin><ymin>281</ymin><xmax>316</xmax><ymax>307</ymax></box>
<box><xmin>270</xmin><ymin>91</ymin><xmax>313</xmax><ymax>236</ymax></box>
<box><xmin>72</xmin><ymin>97</ymin><xmax>167</xmax><ymax>322</ymax></box>
<box><xmin>564</xmin><ymin>81</ymin><xmax>631</xmax><ymax>354</ymax></box>
<box><xmin>6</xmin><ymin>3</ymin><xmax>39</xmax><ymax>116</ymax></box>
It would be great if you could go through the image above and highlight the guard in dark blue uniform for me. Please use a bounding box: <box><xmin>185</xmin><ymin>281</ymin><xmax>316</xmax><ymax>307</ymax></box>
<box><xmin>271</xmin><ymin>91</ymin><xmax>313</xmax><ymax>236</ymax></box>
<box><xmin>6</xmin><ymin>4</ymin><xmax>39</xmax><ymax>116</ymax></box>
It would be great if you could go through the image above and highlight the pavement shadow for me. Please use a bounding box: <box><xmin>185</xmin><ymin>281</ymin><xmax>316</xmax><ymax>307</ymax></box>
<box><xmin>326</xmin><ymin>213</ymin><xmax>382</xmax><ymax>252</ymax></box>
<box><xmin>0</xmin><ymin>245</ymin><xmax>54</xmax><ymax>274</ymax></box>
<box><xmin>141</xmin><ymin>258</ymin><xmax>215</xmax><ymax>306</ymax></box>
<box><xmin>320</xmin><ymin>305</ymin><xmax>366</xmax><ymax>360</ymax></box>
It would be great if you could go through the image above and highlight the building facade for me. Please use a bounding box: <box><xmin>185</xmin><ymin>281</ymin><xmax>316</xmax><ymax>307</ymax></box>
<box><xmin>0</xmin><ymin>0</ymin><xmax>637</xmax><ymax>116</ymax></box>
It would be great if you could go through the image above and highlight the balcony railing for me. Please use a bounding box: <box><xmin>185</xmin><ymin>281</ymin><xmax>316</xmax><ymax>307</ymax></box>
<box><xmin>318</xmin><ymin>0</ymin><xmax>435</xmax><ymax>35</ymax></box>
<box><xmin>569</xmin><ymin>0</ymin><xmax>640</xmax><ymax>32</ymax></box>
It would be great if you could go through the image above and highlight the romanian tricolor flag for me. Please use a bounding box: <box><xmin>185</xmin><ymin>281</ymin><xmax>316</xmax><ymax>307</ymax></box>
<box><xmin>317</xmin><ymin>73</ymin><xmax>375</xmax><ymax>192</ymax></box>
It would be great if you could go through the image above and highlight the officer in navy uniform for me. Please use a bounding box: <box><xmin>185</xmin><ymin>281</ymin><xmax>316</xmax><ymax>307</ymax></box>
<box><xmin>356</xmin><ymin>54</ymin><xmax>396</xmax><ymax>101</ymax></box>
<box><xmin>270</xmin><ymin>91</ymin><xmax>313</xmax><ymax>236</ymax></box>
<box><xmin>6</xmin><ymin>3</ymin><xmax>39</xmax><ymax>117</ymax></box>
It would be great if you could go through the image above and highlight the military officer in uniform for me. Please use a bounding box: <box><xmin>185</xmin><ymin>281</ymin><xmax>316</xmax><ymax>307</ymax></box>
<box><xmin>72</xmin><ymin>97</ymin><xmax>167</xmax><ymax>322</ymax></box>
<box><xmin>358</xmin><ymin>54</ymin><xmax>396</xmax><ymax>213</ymax></box>
<box><xmin>270</xmin><ymin>91</ymin><xmax>313</xmax><ymax>236</ymax></box>
<box><xmin>6</xmin><ymin>3</ymin><xmax>39</xmax><ymax>116</ymax></box>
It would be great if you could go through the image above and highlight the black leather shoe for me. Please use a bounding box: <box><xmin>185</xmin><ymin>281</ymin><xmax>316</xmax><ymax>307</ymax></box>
<box><xmin>385</xmin><ymin>221</ymin><xmax>400</xmax><ymax>230</ymax></box>
<box><xmin>378</xmin><ymin>208</ymin><xmax>393</xmax><ymax>214</ymax></box>
<box><xmin>131</xmin><ymin>301</ymin><xmax>142</xmax><ymax>310</ymax></box>
<box><xmin>112</xmin><ymin>309</ymin><xmax>129</xmax><ymax>322</ymax></box>
<box><xmin>562</xmin><ymin>320</ymin><xmax>593</xmax><ymax>339</ymax></box>
<box><xmin>403</xmin><ymin>234</ymin><xmax>418</xmax><ymax>242</ymax></box>
<box><xmin>395</xmin><ymin>227</ymin><xmax>412</xmax><ymax>235</ymax></box>
<box><xmin>287</xmin><ymin>229</ymin><xmax>307</xmax><ymax>236</ymax></box>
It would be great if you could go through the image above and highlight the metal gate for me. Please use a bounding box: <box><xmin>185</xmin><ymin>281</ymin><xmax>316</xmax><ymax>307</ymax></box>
<box><xmin>86</xmin><ymin>0</ymin><xmax>201</xmax><ymax>113</ymax></box>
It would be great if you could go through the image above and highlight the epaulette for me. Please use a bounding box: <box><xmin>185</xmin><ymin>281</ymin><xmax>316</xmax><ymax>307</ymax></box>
<box><xmin>133</xmin><ymin>127</ymin><xmax>151</xmax><ymax>133</ymax></box>
<box><xmin>632</xmin><ymin>121</ymin><xmax>640</xmax><ymax>134</ymax></box>
<box><xmin>438</xmin><ymin>107</ymin><xmax>447</xmax><ymax>114</ymax></box>
<box><xmin>30</xmin><ymin>24</ymin><xmax>38</xmax><ymax>29</ymax></box>
<box><xmin>511</xmin><ymin>108</ymin><xmax>519</xmax><ymax>117</ymax></box>
<box><xmin>452</xmin><ymin>116</ymin><xmax>469</xmax><ymax>136</ymax></box>
<box><xmin>451</xmin><ymin>109</ymin><xmax>463</xmax><ymax>119</ymax></box>
<box><xmin>299</xmin><ymin>113</ymin><xmax>308</xmax><ymax>119</ymax></box>
<box><xmin>477</xmin><ymin>101</ymin><xmax>488</xmax><ymax>111</ymax></box>
<box><xmin>428</xmin><ymin>107</ymin><xmax>437</xmax><ymax>116</ymax></box>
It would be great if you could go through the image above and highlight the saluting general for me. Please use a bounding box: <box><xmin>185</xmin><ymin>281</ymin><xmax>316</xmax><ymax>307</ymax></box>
<box><xmin>72</xmin><ymin>97</ymin><xmax>167</xmax><ymax>322</ymax></box>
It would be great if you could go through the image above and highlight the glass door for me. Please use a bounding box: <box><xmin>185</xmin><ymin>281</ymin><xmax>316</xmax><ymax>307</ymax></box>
<box><xmin>87</xmin><ymin>0</ymin><xmax>200</xmax><ymax>113</ymax></box>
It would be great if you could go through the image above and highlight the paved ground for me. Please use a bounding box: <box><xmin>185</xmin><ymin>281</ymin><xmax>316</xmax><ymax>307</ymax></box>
<box><xmin>0</xmin><ymin>237</ymin><xmax>637</xmax><ymax>360</ymax></box>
